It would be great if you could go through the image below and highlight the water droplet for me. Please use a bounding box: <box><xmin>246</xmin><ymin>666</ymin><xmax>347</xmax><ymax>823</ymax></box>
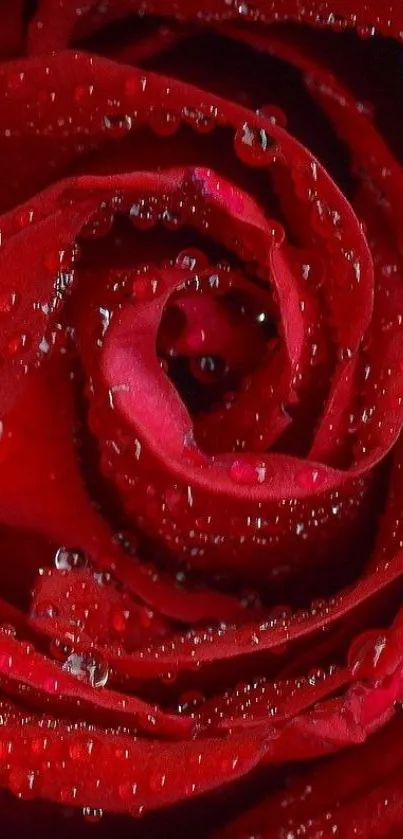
<box><xmin>32</xmin><ymin>601</ymin><xmax>59</xmax><ymax>620</ymax></box>
<box><xmin>8</xmin><ymin>768</ymin><xmax>37</xmax><ymax>800</ymax></box>
<box><xmin>177</xmin><ymin>689</ymin><xmax>204</xmax><ymax>714</ymax></box>
<box><xmin>55</xmin><ymin>269</ymin><xmax>75</xmax><ymax>296</ymax></box>
<box><xmin>236</xmin><ymin>1</ymin><xmax>250</xmax><ymax>15</ymax></box>
<box><xmin>160</xmin><ymin>671</ymin><xmax>177</xmax><ymax>685</ymax></box>
<box><xmin>82</xmin><ymin>807</ymin><xmax>103</xmax><ymax>823</ymax></box>
<box><xmin>129</xmin><ymin>201</ymin><xmax>156</xmax><ymax>230</ymax></box>
<box><xmin>229</xmin><ymin>460</ymin><xmax>266</xmax><ymax>485</ymax></box>
<box><xmin>220</xmin><ymin>756</ymin><xmax>240</xmax><ymax>774</ymax></box>
<box><xmin>62</xmin><ymin>652</ymin><xmax>109</xmax><ymax>688</ymax></box>
<box><xmin>337</xmin><ymin>346</ymin><xmax>354</xmax><ymax>362</ymax></box>
<box><xmin>118</xmin><ymin>781</ymin><xmax>138</xmax><ymax>800</ymax></box>
<box><xmin>93</xmin><ymin>570</ymin><xmax>111</xmax><ymax>586</ymax></box>
<box><xmin>175</xmin><ymin>249</ymin><xmax>209</xmax><ymax>272</ymax></box>
<box><xmin>0</xmin><ymin>652</ymin><xmax>13</xmax><ymax>670</ymax></box>
<box><xmin>348</xmin><ymin>630</ymin><xmax>389</xmax><ymax>679</ymax></box>
<box><xmin>190</xmin><ymin>355</ymin><xmax>228</xmax><ymax>384</ymax></box>
<box><xmin>161</xmin><ymin>207</ymin><xmax>182</xmax><ymax>230</ymax></box>
<box><xmin>125</xmin><ymin>76</ymin><xmax>142</xmax><ymax>96</ymax></box>
<box><xmin>5</xmin><ymin>332</ymin><xmax>31</xmax><ymax>357</ymax></box>
<box><xmin>182</xmin><ymin>430</ymin><xmax>208</xmax><ymax>465</ymax></box>
<box><xmin>0</xmin><ymin>291</ymin><xmax>20</xmax><ymax>314</ymax></box>
<box><xmin>200</xmin><ymin>356</ymin><xmax>218</xmax><ymax>374</ymax></box>
<box><xmin>295</xmin><ymin>467</ymin><xmax>325</xmax><ymax>491</ymax></box>
<box><xmin>148</xmin><ymin>108</ymin><xmax>179</xmax><ymax>136</ymax></box>
<box><xmin>103</xmin><ymin>113</ymin><xmax>132</xmax><ymax>137</ymax></box>
<box><xmin>16</xmin><ymin>208</ymin><xmax>34</xmax><ymax>228</ymax></box>
<box><xmin>74</xmin><ymin>84</ymin><xmax>94</xmax><ymax>104</ymax></box>
<box><xmin>80</xmin><ymin>208</ymin><xmax>114</xmax><ymax>240</ymax></box>
<box><xmin>55</xmin><ymin>547</ymin><xmax>88</xmax><ymax>572</ymax></box>
<box><xmin>59</xmin><ymin>786</ymin><xmax>77</xmax><ymax>804</ymax></box>
<box><xmin>111</xmin><ymin>608</ymin><xmax>129</xmax><ymax>634</ymax></box>
<box><xmin>31</xmin><ymin>736</ymin><xmax>49</xmax><ymax>755</ymax></box>
<box><xmin>69</xmin><ymin>735</ymin><xmax>100</xmax><ymax>761</ymax></box>
<box><xmin>240</xmin><ymin>588</ymin><xmax>261</xmax><ymax>609</ymax></box>
<box><xmin>50</xmin><ymin>638</ymin><xmax>71</xmax><ymax>662</ymax></box>
<box><xmin>357</xmin><ymin>24</ymin><xmax>376</xmax><ymax>38</ymax></box>
<box><xmin>182</xmin><ymin>106</ymin><xmax>215</xmax><ymax>133</ymax></box>
<box><xmin>164</xmin><ymin>485</ymin><xmax>185</xmax><ymax>513</ymax></box>
<box><xmin>149</xmin><ymin>771</ymin><xmax>166</xmax><ymax>792</ymax></box>
<box><xmin>132</xmin><ymin>272</ymin><xmax>162</xmax><ymax>302</ymax></box>
<box><xmin>234</xmin><ymin>122</ymin><xmax>277</xmax><ymax>167</ymax></box>
<box><xmin>0</xmin><ymin>624</ymin><xmax>16</xmax><ymax>638</ymax></box>
<box><xmin>257</xmin><ymin>103</ymin><xmax>287</xmax><ymax>128</ymax></box>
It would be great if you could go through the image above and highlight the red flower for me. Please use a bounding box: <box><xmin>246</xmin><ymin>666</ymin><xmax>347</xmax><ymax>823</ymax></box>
<box><xmin>0</xmin><ymin>1</ymin><xmax>403</xmax><ymax>836</ymax></box>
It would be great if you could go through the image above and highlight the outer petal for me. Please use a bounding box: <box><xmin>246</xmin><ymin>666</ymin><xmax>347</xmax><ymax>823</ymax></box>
<box><xmin>28</xmin><ymin>0</ymin><xmax>403</xmax><ymax>55</ymax></box>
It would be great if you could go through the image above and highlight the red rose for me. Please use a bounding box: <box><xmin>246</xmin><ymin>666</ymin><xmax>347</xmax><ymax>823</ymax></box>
<box><xmin>0</xmin><ymin>1</ymin><xmax>403</xmax><ymax>836</ymax></box>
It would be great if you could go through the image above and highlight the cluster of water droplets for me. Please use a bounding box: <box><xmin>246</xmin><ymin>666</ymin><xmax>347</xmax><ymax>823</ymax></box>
<box><xmin>100</xmin><ymin>89</ymin><xmax>279</xmax><ymax>169</ymax></box>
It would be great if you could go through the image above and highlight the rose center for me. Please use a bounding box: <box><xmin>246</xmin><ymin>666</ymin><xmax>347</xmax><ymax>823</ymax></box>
<box><xmin>157</xmin><ymin>276</ymin><xmax>276</xmax><ymax>420</ymax></box>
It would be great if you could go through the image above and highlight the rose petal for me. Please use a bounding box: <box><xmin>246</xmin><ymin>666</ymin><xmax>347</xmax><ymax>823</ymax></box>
<box><xmin>28</xmin><ymin>0</ymin><xmax>403</xmax><ymax>56</ymax></box>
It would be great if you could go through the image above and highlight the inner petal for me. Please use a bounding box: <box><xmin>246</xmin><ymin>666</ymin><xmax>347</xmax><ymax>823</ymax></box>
<box><xmin>157</xmin><ymin>278</ymin><xmax>276</xmax><ymax>439</ymax></box>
